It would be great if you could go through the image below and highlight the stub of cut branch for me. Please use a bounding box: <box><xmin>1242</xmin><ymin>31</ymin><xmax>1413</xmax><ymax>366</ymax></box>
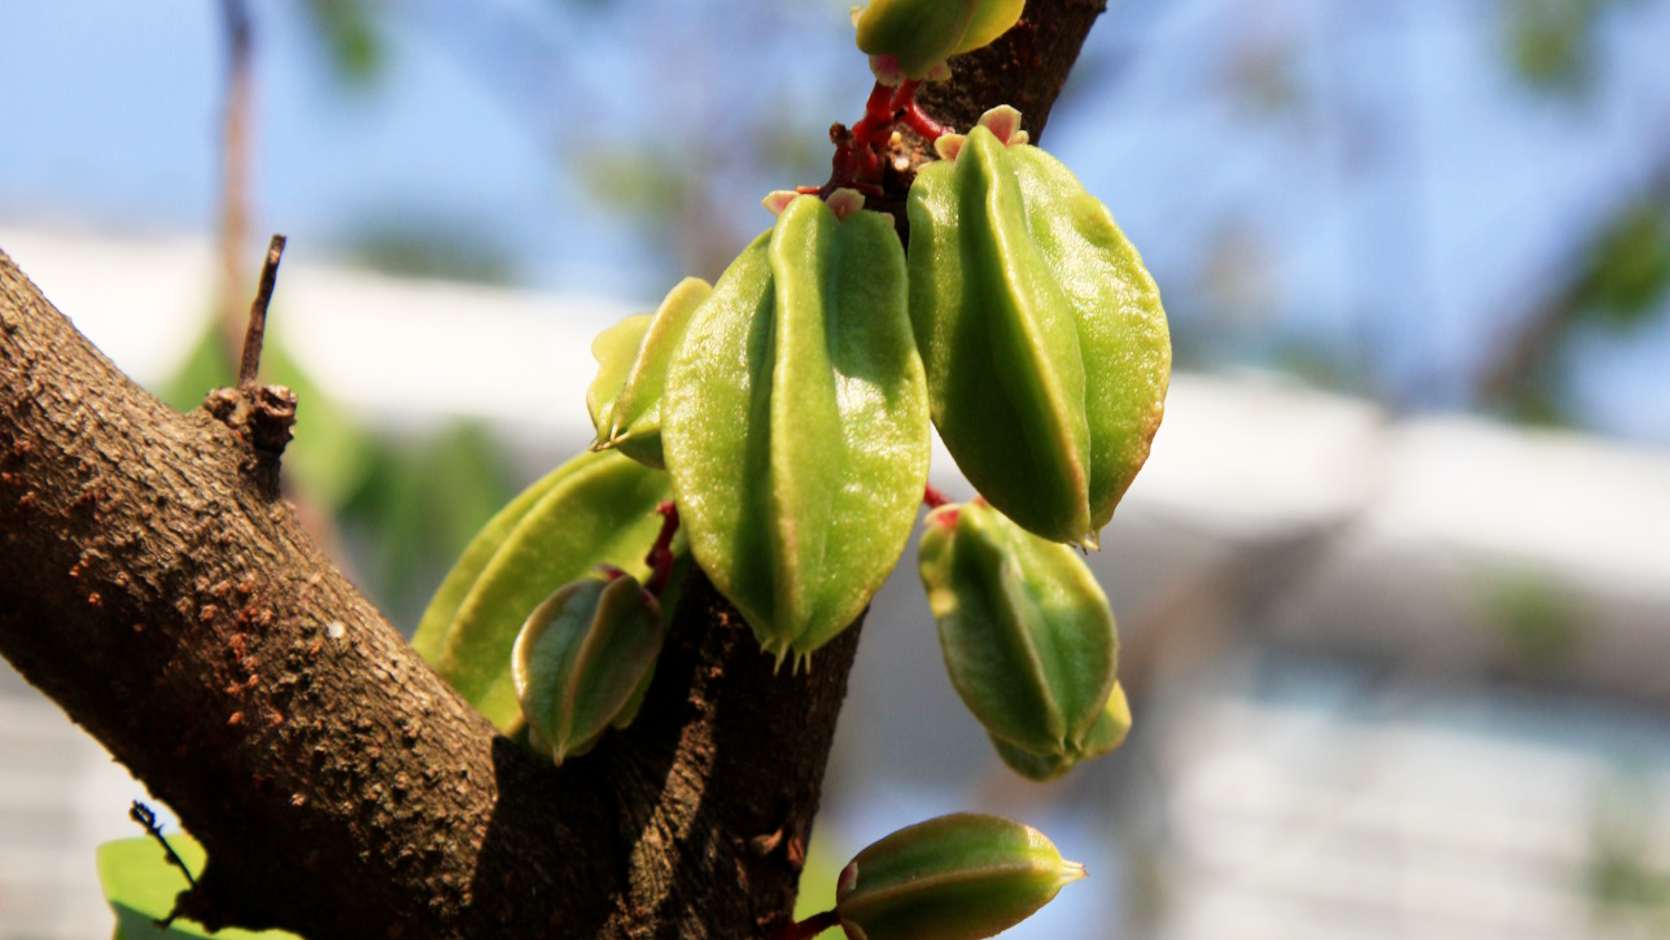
<box><xmin>205</xmin><ymin>233</ymin><xmax>295</xmax><ymax>488</ymax></box>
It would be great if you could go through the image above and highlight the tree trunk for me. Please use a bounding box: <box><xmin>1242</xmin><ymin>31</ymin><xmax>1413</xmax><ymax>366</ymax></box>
<box><xmin>0</xmin><ymin>3</ymin><xmax>1105</xmax><ymax>936</ymax></box>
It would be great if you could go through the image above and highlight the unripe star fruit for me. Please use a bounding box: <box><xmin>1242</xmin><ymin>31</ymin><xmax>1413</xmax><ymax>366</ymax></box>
<box><xmin>908</xmin><ymin>106</ymin><xmax>1171</xmax><ymax>547</ymax></box>
<box><xmin>587</xmin><ymin>277</ymin><xmax>713</xmax><ymax>469</ymax></box>
<box><xmin>918</xmin><ymin>499</ymin><xmax>1127</xmax><ymax>779</ymax></box>
<box><xmin>661</xmin><ymin>190</ymin><xmax>929</xmax><ymax>670</ymax></box>
<box><xmin>512</xmin><ymin>568</ymin><xmax>665</xmax><ymax>764</ymax></box>
<box><xmin>853</xmin><ymin>0</ymin><xmax>1026</xmax><ymax>83</ymax></box>
<box><xmin>834</xmin><ymin>812</ymin><xmax>1085</xmax><ymax>940</ymax></box>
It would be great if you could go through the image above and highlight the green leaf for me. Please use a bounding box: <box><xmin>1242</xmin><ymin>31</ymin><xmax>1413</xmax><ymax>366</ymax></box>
<box><xmin>302</xmin><ymin>0</ymin><xmax>383</xmax><ymax>86</ymax></box>
<box><xmin>346</xmin><ymin>423</ymin><xmax>516</xmax><ymax>614</ymax></box>
<box><xmin>411</xmin><ymin>453</ymin><xmax>571</xmax><ymax>663</ymax></box>
<box><xmin>96</xmin><ymin>836</ymin><xmax>299</xmax><ymax>939</ymax></box>
<box><xmin>1502</xmin><ymin>0</ymin><xmax>1608</xmax><ymax>92</ymax></box>
<box><xmin>1576</xmin><ymin>202</ymin><xmax>1670</xmax><ymax>325</ymax></box>
<box><xmin>795</xmin><ymin>827</ymin><xmax>849</xmax><ymax>928</ymax></box>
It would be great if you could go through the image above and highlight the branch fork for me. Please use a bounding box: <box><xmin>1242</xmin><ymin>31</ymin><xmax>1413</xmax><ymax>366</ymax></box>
<box><xmin>808</xmin><ymin>80</ymin><xmax>951</xmax><ymax>202</ymax></box>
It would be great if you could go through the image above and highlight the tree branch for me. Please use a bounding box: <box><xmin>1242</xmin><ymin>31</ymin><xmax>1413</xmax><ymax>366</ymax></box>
<box><xmin>0</xmin><ymin>3</ymin><xmax>1104</xmax><ymax>936</ymax></box>
<box><xmin>216</xmin><ymin>0</ymin><xmax>255</xmax><ymax>362</ymax></box>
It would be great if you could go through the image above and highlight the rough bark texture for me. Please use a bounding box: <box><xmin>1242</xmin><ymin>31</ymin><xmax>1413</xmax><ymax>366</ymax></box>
<box><xmin>0</xmin><ymin>3</ymin><xmax>1104</xmax><ymax>937</ymax></box>
<box><xmin>918</xmin><ymin>0</ymin><xmax>1108</xmax><ymax>138</ymax></box>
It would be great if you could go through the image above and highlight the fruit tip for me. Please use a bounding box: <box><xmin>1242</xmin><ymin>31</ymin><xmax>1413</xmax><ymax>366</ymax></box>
<box><xmin>976</xmin><ymin>104</ymin><xmax>1025</xmax><ymax>146</ymax></box>
<box><xmin>827</xmin><ymin>187</ymin><xmax>867</xmax><ymax>221</ymax></box>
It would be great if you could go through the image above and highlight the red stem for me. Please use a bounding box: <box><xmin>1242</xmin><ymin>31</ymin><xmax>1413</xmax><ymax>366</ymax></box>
<box><xmin>644</xmin><ymin>500</ymin><xmax>680</xmax><ymax>595</ymax></box>
<box><xmin>889</xmin><ymin>80</ymin><xmax>920</xmax><ymax>111</ymax></box>
<box><xmin>889</xmin><ymin>80</ymin><xmax>946</xmax><ymax>141</ymax></box>
<box><xmin>771</xmin><ymin>910</ymin><xmax>841</xmax><ymax>940</ymax></box>
<box><xmin>817</xmin><ymin>79</ymin><xmax>948</xmax><ymax>198</ymax></box>
<box><xmin>922</xmin><ymin>484</ymin><xmax>951</xmax><ymax>509</ymax></box>
<box><xmin>900</xmin><ymin>102</ymin><xmax>948</xmax><ymax>141</ymax></box>
<box><xmin>849</xmin><ymin>81</ymin><xmax>897</xmax><ymax>148</ymax></box>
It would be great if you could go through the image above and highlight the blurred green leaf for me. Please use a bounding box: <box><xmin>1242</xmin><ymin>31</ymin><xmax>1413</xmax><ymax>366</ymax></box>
<box><xmin>156</xmin><ymin>322</ymin><xmax>233</xmax><ymax>412</ymax></box>
<box><xmin>1478</xmin><ymin>567</ymin><xmax>1580</xmax><ymax>670</ymax></box>
<box><xmin>344</xmin><ymin>219</ymin><xmax>518</xmax><ymax>284</ymax></box>
<box><xmin>1587</xmin><ymin>781</ymin><xmax>1670</xmax><ymax>928</ymax></box>
<box><xmin>302</xmin><ymin>0</ymin><xmax>383</xmax><ymax>85</ymax></box>
<box><xmin>1269</xmin><ymin>339</ymin><xmax>1374</xmax><ymax>397</ymax></box>
<box><xmin>1590</xmin><ymin>845</ymin><xmax>1670</xmax><ymax>917</ymax></box>
<box><xmin>1574</xmin><ymin>201</ymin><xmax>1670</xmax><ymax>326</ymax></box>
<box><xmin>793</xmin><ymin>825</ymin><xmax>847</xmax><ymax>937</ymax></box>
<box><xmin>340</xmin><ymin>422</ymin><xmax>515</xmax><ymax>624</ymax></box>
<box><xmin>157</xmin><ymin>320</ymin><xmax>377</xmax><ymax>509</ymax></box>
<box><xmin>97</xmin><ymin>835</ymin><xmax>299</xmax><ymax>939</ymax></box>
<box><xmin>577</xmin><ymin>147</ymin><xmax>696</xmax><ymax>227</ymax></box>
<box><xmin>1502</xmin><ymin>382</ymin><xmax>1574</xmax><ymax>429</ymax></box>
<box><xmin>1500</xmin><ymin>0</ymin><xmax>1641</xmax><ymax>93</ymax></box>
<box><xmin>1503</xmin><ymin>0</ymin><xmax>1596</xmax><ymax>90</ymax></box>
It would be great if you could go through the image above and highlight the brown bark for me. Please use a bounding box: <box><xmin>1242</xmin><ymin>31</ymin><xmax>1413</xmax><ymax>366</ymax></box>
<box><xmin>0</xmin><ymin>4</ymin><xmax>1104</xmax><ymax>936</ymax></box>
<box><xmin>917</xmin><ymin>0</ymin><xmax>1108</xmax><ymax>136</ymax></box>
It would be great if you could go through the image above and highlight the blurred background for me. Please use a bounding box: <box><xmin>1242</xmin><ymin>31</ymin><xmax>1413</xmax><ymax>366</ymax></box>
<box><xmin>3</xmin><ymin>0</ymin><xmax>1669</xmax><ymax>937</ymax></box>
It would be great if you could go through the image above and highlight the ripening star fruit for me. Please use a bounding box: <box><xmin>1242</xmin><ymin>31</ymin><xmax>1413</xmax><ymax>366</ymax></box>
<box><xmin>908</xmin><ymin>105</ymin><xmax>1172</xmax><ymax>548</ymax></box>
<box><xmin>834</xmin><ymin>813</ymin><xmax>1084</xmax><ymax>940</ymax></box>
<box><xmin>853</xmin><ymin>0</ymin><xmax>1025</xmax><ymax>82</ymax></box>
<box><xmin>661</xmin><ymin>191</ymin><xmax>930</xmax><ymax>669</ymax></box>
<box><xmin>513</xmin><ymin>570</ymin><xmax>665</xmax><ymax>764</ymax></box>
<box><xmin>412</xmin><ymin>448</ymin><xmax>672</xmax><ymax>732</ymax></box>
<box><xmin>918</xmin><ymin>499</ymin><xmax>1119</xmax><ymax>772</ymax></box>
<box><xmin>587</xmin><ymin>277</ymin><xmax>713</xmax><ymax>469</ymax></box>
